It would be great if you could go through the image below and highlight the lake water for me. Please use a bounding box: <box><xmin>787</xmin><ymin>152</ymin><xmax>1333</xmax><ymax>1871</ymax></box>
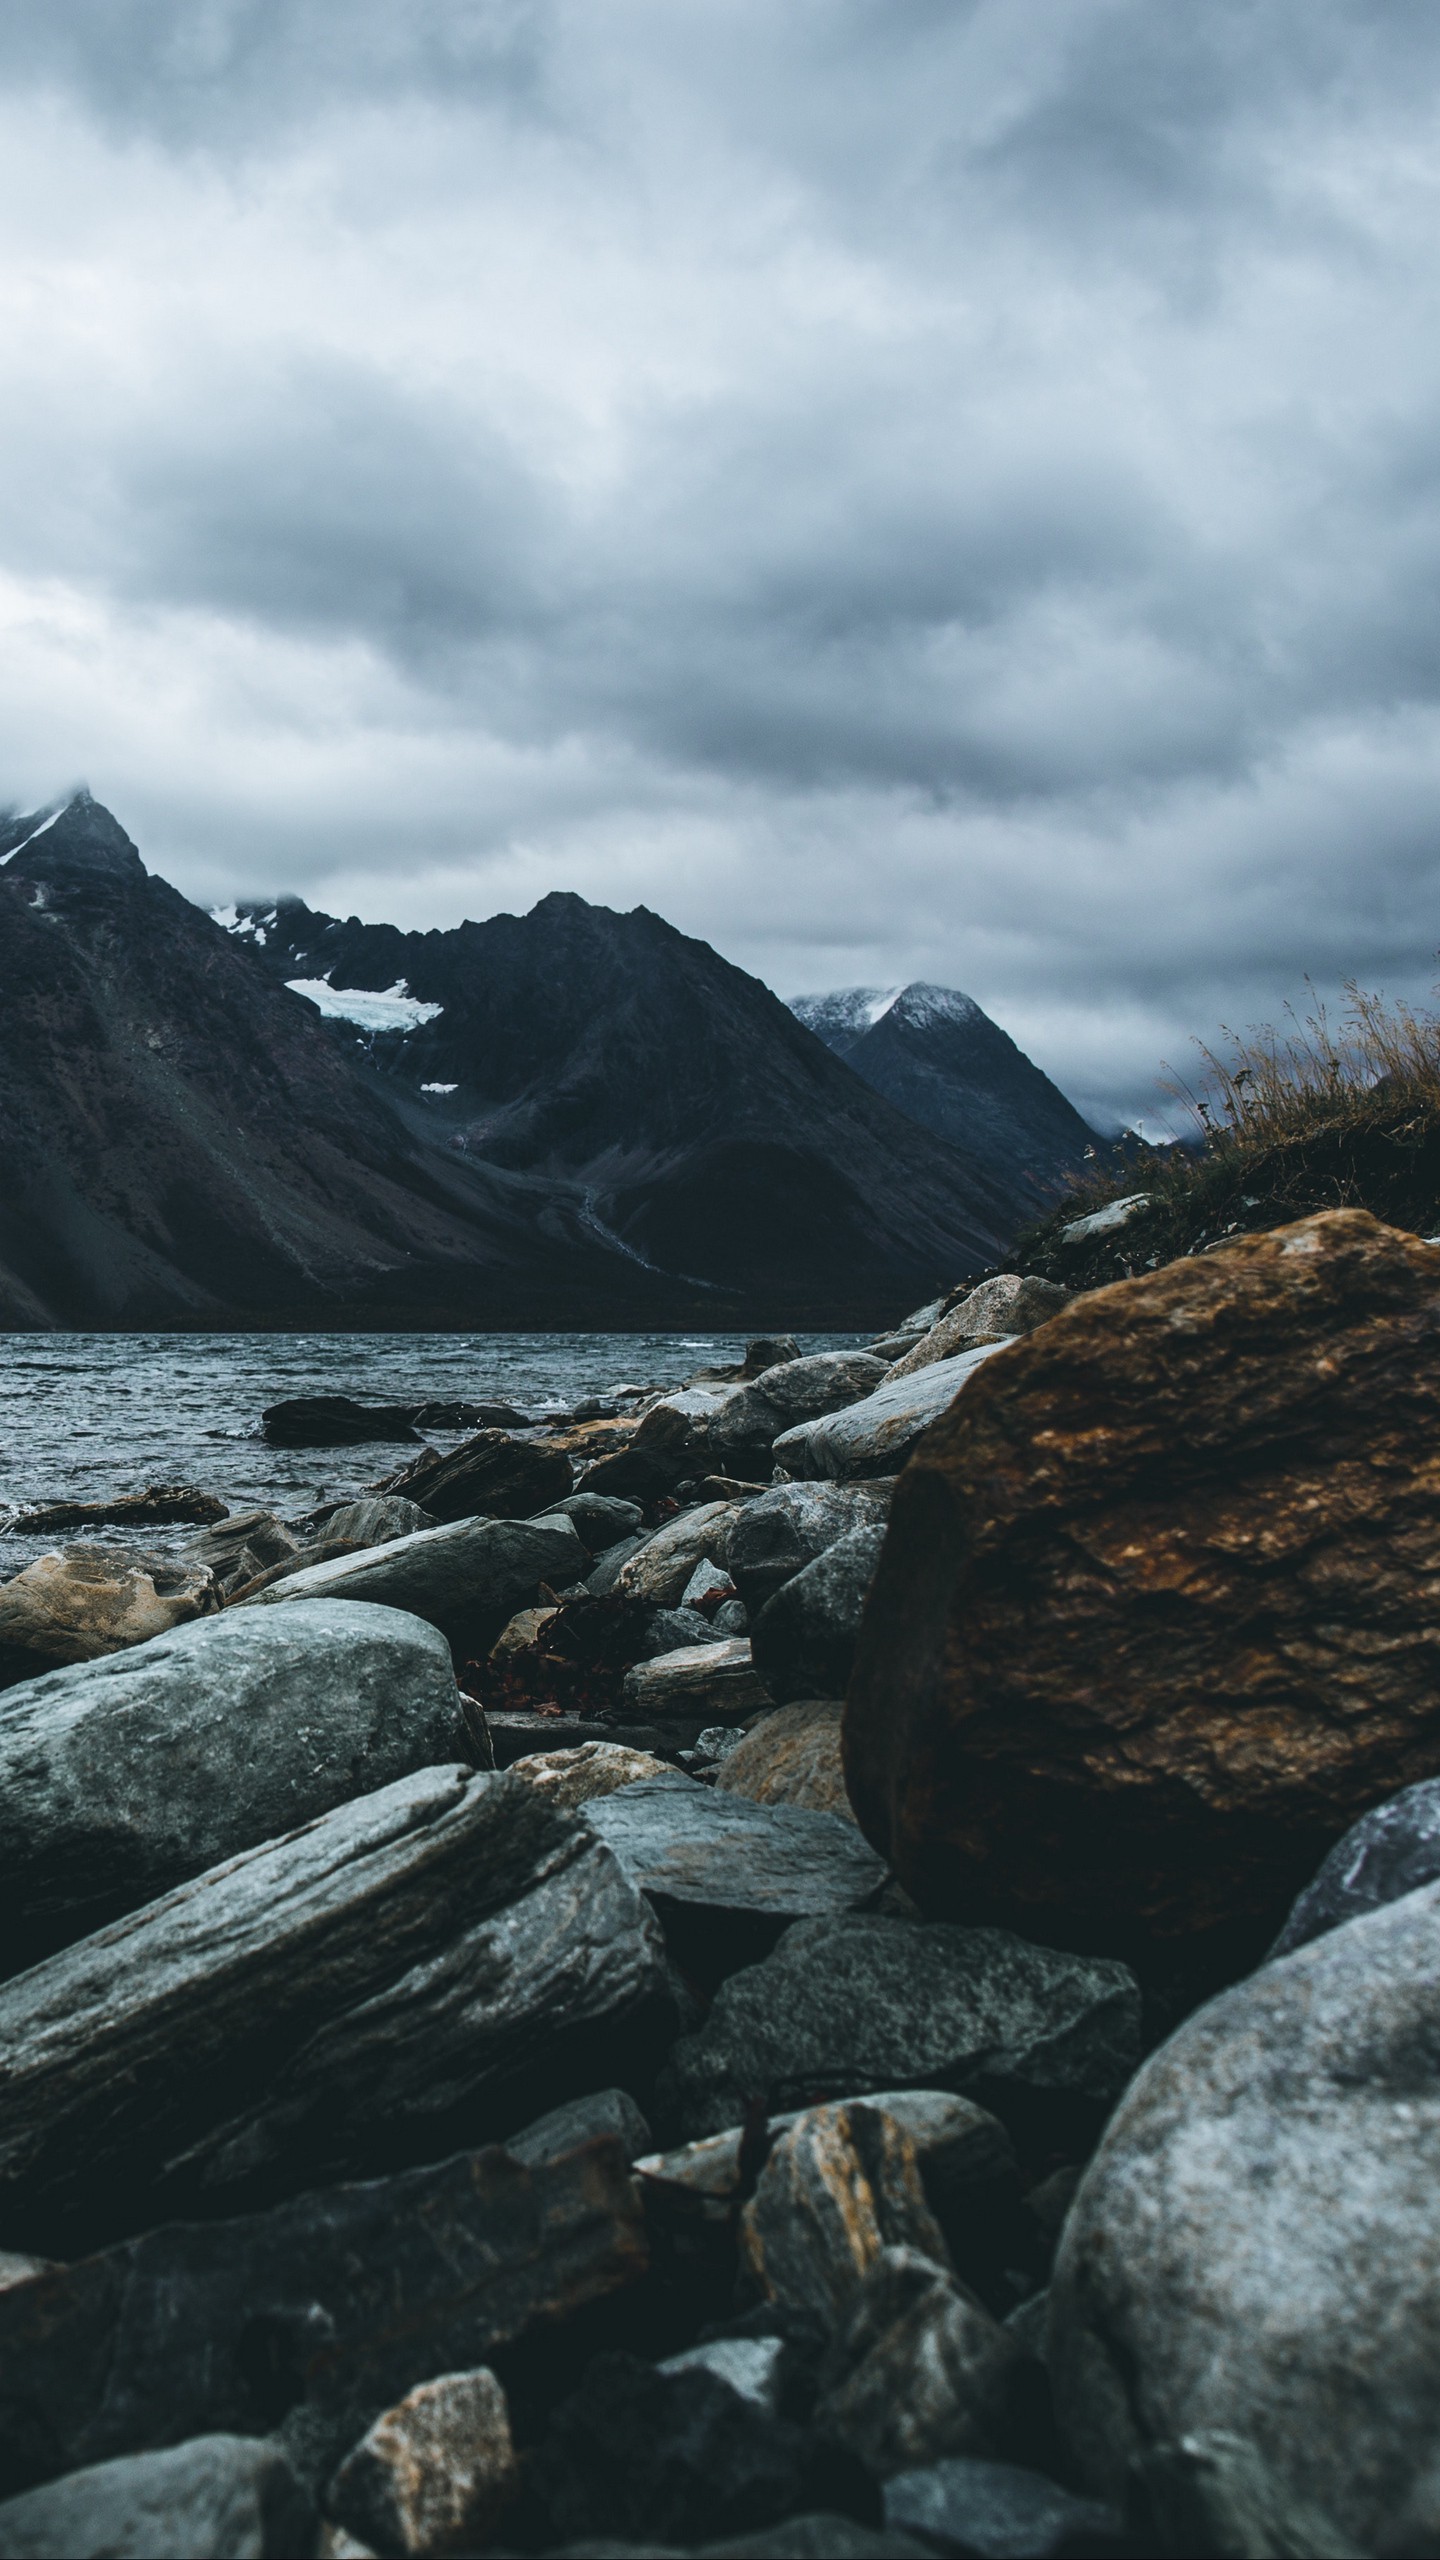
<box><xmin>0</xmin><ymin>1330</ymin><xmax>864</xmax><ymax>1567</ymax></box>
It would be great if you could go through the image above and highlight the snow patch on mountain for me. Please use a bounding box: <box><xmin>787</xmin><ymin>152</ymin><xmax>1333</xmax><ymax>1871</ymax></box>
<box><xmin>286</xmin><ymin>979</ymin><xmax>444</xmax><ymax>1034</ymax></box>
<box><xmin>789</xmin><ymin>981</ymin><xmax>983</xmax><ymax>1048</ymax></box>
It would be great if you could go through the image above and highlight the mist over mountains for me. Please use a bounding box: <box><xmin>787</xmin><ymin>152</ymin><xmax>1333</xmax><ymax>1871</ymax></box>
<box><xmin>0</xmin><ymin>794</ymin><xmax>1103</xmax><ymax>1329</ymax></box>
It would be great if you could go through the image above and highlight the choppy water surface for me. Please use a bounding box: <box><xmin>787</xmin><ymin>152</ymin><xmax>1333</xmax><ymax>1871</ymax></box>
<box><xmin>0</xmin><ymin>1330</ymin><xmax>863</xmax><ymax>1567</ymax></box>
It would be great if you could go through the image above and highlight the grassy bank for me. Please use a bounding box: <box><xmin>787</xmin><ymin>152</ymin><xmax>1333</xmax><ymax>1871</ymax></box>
<box><xmin>1010</xmin><ymin>985</ymin><xmax>1440</xmax><ymax>1291</ymax></box>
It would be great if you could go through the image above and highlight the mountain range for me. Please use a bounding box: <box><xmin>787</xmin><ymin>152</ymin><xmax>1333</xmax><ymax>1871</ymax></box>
<box><xmin>0</xmin><ymin>793</ymin><xmax>1102</xmax><ymax>1328</ymax></box>
<box><xmin>789</xmin><ymin>982</ymin><xmax>1106</xmax><ymax>1198</ymax></box>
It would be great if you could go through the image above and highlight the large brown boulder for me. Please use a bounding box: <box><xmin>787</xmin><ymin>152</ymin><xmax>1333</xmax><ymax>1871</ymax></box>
<box><xmin>844</xmin><ymin>1212</ymin><xmax>1440</xmax><ymax>1975</ymax></box>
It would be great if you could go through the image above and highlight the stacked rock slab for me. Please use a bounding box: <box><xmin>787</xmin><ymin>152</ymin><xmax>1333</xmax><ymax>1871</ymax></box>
<box><xmin>0</xmin><ymin>1600</ymin><xmax>468</xmax><ymax>1975</ymax></box>
<box><xmin>846</xmin><ymin>1211</ymin><xmax>1440</xmax><ymax>1973</ymax></box>
<box><xmin>0</xmin><ymin>1764</ymin><xmax>667</xmax><ymax>2254</ymax></box>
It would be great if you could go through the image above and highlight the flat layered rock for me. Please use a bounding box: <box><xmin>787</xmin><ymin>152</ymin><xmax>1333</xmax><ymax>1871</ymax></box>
<box><xmin>846</xmin><ymin>1210</ymin><xmax>1440</xmax><ymax>1972</ymax></box>
<box><xmin>660</xmin><ymin>1912</ymin><xmax>1141</xmax><ymax>2141</ymax></box>
<box><xmin>583</xmin><ymin>1774</ymin><xmax>887</xmax><ymax>1924</ymax></box>
<box><xmin>773</xmin><ymin>1343</ymin><xmax>1010</xmax><ymax>1480</ymax></box>
<box><xmin>0</xmin><ymin>2130</ymin><xmax>646</xmax><ymax>2503</ymax></box>
<box><xmin>0</xmin><ymin>1598</ymin><xmax>469</xmax><ymax>1975</ymax></box>
<box><xmin>0</xmin><ymin>1763</ymin><xmax>668</xmax><ymax>2255</ymax></box>
<box><xmin>622</xmin><ymin>1637</ymin><xmax>772</xmax><ymax>1723</ymax></box>
<box><xmin>245</xmin><ymin>1510</ymin><xmax>585</xmax><ymax>1656</ymax></box>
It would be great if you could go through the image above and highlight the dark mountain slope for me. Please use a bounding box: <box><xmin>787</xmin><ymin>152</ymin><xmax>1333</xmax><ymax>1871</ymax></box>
<box><xmin>789</xmin><ymin>982</ymin><xmax>1106</xmax><ymax>1210</ymax></box>
<box><xmin>0</xmin><ymin>798</ymin><xmax>720</xmax><ymax>1329</ymax></box>
<box><xmin>226</xmin><ymin>890</ymin><xmax>1019</xmax><ymax>1296</ymax></box>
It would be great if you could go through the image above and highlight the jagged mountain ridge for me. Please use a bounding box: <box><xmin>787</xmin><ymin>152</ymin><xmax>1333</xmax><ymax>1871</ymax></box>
<box><xmin>0</xmin><ymin>797</ymin><xmax>750</xmax><ymax>1328</ymax></box>
<box><xmin>0</xmin><ymin>796</ymin><xmax>1018</xmax><ymax>1325</ymax></box>
<box><xmin>789</xmin><ymin>980</ymin><xmax>1107</xmax><ymax>1204</ymax></box>
<box><xmin>223</xmin><ymin>890</ymin><xmax>1020</xmax><ymax>1298</ymax></box>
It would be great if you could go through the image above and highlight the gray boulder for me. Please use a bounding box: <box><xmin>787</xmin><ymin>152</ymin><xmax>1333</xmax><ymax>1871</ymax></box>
<box><xmin>661</xmin><ymin>1912</ymin><xmax>1141</xmax><ymax>2139</ymax></box>
<box><xmin>585</xmin><ymin>1531</ymin><xmax>648</xmax><ymax>1596</ymax></box>
<box><xmin>551</xmin><ymin>1492</ymin><xmax>645</xmax><ymax>1553</ymax></box>
<box><xmin>0</xmin><ymin>1763</ymin><xmax>669</xmax><ymax>2256</ymax></box>
<box><xmin>618</xmin><ymin>1503</ymin><xmax>740</xmax><ymax>1607</ymax></box>
<box><xmin>724</xmin><ymin>1483</ymin><xmax>891</xmax><ymax>1616</ymax></box>
<box><xmin>1270</xmin><ymin>1775</ymin><xmax>1440</xmax><ymax>1958</ymax></box>
<box><xmin>813</xmin><ymin>2248</ymin><xmax>1018</xmax><ymax>2478</ymax></box>
<box><xmin>772</xmin><ymin>1344</ymin><xmax>1011</xmax><ymax>1480</ymax></box>
<box><xmin>188</xmin><ymin>1508</ymin><xmax>299</xmax><ymax>1594</ymax></box>
<box><xmin>1049</xmin><ymin>1881</ymin><xmax>1440</xmax><ymax>2545</ymax></box>
<box><xmin>750</xmin><ymin>1524</ymin><xmax>887</xmax><ymax>1706</ymax></box>
<box><xmin>642</xmin><ymin>1605</ymin><xmax>716</xmax><ymax>1654</ymax></box>
<box><xmin>584</xmin><ymin>1774</ymin><xmax>888</xmax><ymax>1953</ymax></box>
<box><xmin>245</xmin><ymin>1510</ymin><xmax>586</xmax><ymax>1654</ymax></box>
<box><xmin>623</xmin><ymin>1637</ymin><xmax>773</xmax><ymax>1724</ymax></box>
<box><xmin>882</xmin><ymin>2458</ymin><xmax>1121</xmax><ymax>2558</ymax></box>
<box><xmin>888</xmin><ymin>1275</ymin><xmax>1069</xmax><ymax>1380</ymax></box>
<box><xmin>0</xmin><ymin>1600</ymin><xmax>468</xmax><ymax>1975</ymax></box>
<box><xmin>316</xmin><ymin>1493</ymin><xmax>436</xmax><ymax>1547</ymax></box>
<box><xmin>0</xmin><ymin>2125</ymin><xmax>645</xmax><ymax>2504</ymax></box>
<box><xmin>0</xmin><ymin>2436</ymin><xmax>313</xmax><ymax>2559</ymax></box>
<box><xmin>697</xmin><ymin>1354</ymin><xmax>892</xmax><ymax>1478</ymax></box>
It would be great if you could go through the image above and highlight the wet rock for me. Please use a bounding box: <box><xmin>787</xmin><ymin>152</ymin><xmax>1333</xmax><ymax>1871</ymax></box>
<box><xmin>375</xmin><ymin>1429</ymin><xmax>573</xmax><ymax>1525</ymax></box>
<box><xmin>638</xmin><ymin>2089</ymin><xmax>1012</xmax><ymax>2227</ymax></box>
<box><xmin>882</xmin><ymin>2456</ymin><xmax>1121</xmax><ymax>2557</ymax></box>
<box><xmin>247</xmin><ymin>1510</ymin><xmax>585</xmax><ymax>1656</ymax></box>
<box><xmin>317</xmin><ymin>1495</ymin><xmax>436</xmax><ymax>1548</ymax></box>
<box><xmin>0</xmin><ymin>1542</ymin><xmax>219</xmax><ymax>1675</ymax></box>
<box><xmin>739</xmin><ymin>2103</ymin><xmax>952</xmax><ymax>2326</ymax></box>
<box><xmin>751</xmin><ymin>1525</ymin><xmax>887</xmax><ymax>1707</ymax></box>
<box><xmin>641</xmin><ymin>1606</ymin><xmax>716</xmax><ymax>1655</ymax></box>
<box><xmin>623</xmin><ymin>1637</ymin><xmax>773</xmax><ymax>1724</ymax></box>
<box><xmin>0</xmin><ymin>2435</ymin><xmax>314</xmax><ymax>2560</ymax></box>
<box><xmin>660</xmin><ymin>2337</ymin><xmax>787</xmax><ymax>2414</ymax></box>
<box><xmin>1269</xmin><ymin>1774</ymin><xmax>1440</xmax><ymax>1959</ymax></box>
<box><xmin>698</xmin><ymin>1355</ymin><xmax>892</xmax><ymax>1480</ymax></box>
<box><xmin>535</xmin><ymin>2349</ymin><xmax>824</xmax><ymax>2551</ymax></box>
<box><xmin>724</xmin><ymin>1484</ymin><xmax>891</xmax><ymax>1617</ymax></box>
<box><xmin>619</xmin><ymin>1504</ymin><xmax>741</xmax><ymax>1608</ymax></box>
<box><xmin>0</xmin><ymin>2129</ymin><xmax>647</xmax><ymax>2502</ymax></box>
<box><xmin>1127</xmin><ymin>2433</ymin><xmax>1353</xmax><ymax>2560</ymax></box>
<box><xmin>846</xmin><ymin>1211</ymin><xmax>1440</xmax><ymax>1973</ymax></box>
<box><xmin>888</xmin><ymin>1275</ymin><xmax>1069</xmax><ymax>1379</ymax></box>
<box><xmin>682</xmin><ymin>1557</ymin><xmax>737</xmax><ymax>1609</ymax></box>
<box><xmin>1048</xmin><ymin>1879</ymin><xmax>1440</xmax><ymax>2546</ymax></box>
<box><xmin>263</xmin><ymin>1396</ymin><xmax>422</xmax><ymax>1447</ymax></box>
<box><xmin>508</xmin><ymin>1739</ymin><xmax>674</xmax><ymax>1808</ymax></box>
<box><xmin>815</xmin><ymin>2248</ymin><xmax>1019</xmax><ymax>2478</ymax></box>
<box><xmin>586</xmin><ymin>1532</ymin><xmax>649</xmax><ymax>1596</ymax></box>
<box><xmin>774</xmin><ymin>1344</ymin><xmax>1009</xmax><ymax>1481</ymax></box>
<box><xmin>0</xmin><ymin>1597</ymin><xmax>470</xmax><ymax>1975</ymax></box>
<box><xmin>0</xmin><ymin>1763</ymin><xmax>669</xmax><ymax>2254</ymax></box>
<box><xmin>506</xmin><ymin>2085</ymin><xmax>653</xmax><ymax>2167</ymax></box>
<box><xmin>716</xmin><ymin>1699</ymin><xmax>851</xmax><ymax>1818</ymax></box>
<box><xmin>328</xmin><ymin>2366</ymin><xmax>517</xmax><ymax>2556</ymax></box>
<box><xmin>661</xmin><ymin>1913</ymin><xmax>1141</xmax><ymax>2142</ymax></box>
<box><xmin>410</xmin><ymin>1400</ymin><xmax>531</xmax><ymax>1432</ymax></box>
<box><xmin>712</xmin><ymin>1596</ymin><xmax>749</xmax><ymax>1635</ymax></box>
<box><xmin>580</xmin><ymin>1390</ymin><xmax>735</xmax><ymax>1503</ymax></box>
<box><xmin>188</xmin><ymin>1507</ymin><xmax>300</xmax><ymax>1594</ymax></box>
<box><xmin>483</xmin><ymin>1710</ymin><xmax>683</xmax><ymax>1767</ymax></box>
<box><xmin>584</xmin><ymin>1775</ymin><xmax>888</xmax><ymax>1973</ymax></box>
<box><xmin>6</xmin><ymin>1483</ymin><xmax>230</xmax><ymax>1535</ymax></box>
<box><xmin>552</xmin><ymin>1492</ymin><xmax>645</xmax><ymax>1553</ymax></box>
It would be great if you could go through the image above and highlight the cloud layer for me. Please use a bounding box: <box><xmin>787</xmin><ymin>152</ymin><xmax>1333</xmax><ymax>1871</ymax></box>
<box><xmin>1</xmin><ymin>0</ymin><xmax>1438</xmax><ymax>1125</ymax></box>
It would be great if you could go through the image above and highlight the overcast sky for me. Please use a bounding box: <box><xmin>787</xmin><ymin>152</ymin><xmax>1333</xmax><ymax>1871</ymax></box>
<box><xmin>1</xmin><ymin>2</ymin><xmax>1438</xmax><ymax>1126</ymax></box>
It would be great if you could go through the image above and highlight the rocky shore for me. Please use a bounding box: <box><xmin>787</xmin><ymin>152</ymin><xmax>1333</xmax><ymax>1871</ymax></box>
<box><xmin>2</xmin><ymin>1209</ymin><xmax>1439</xmax><ymax>2554</ymax></box>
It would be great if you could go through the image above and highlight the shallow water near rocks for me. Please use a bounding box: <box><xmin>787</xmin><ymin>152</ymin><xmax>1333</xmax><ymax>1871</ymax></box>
<box><xmin>0</xmin><ymin>1329</ymin><xmax>862</xmax><ymax>1570</ymax></box>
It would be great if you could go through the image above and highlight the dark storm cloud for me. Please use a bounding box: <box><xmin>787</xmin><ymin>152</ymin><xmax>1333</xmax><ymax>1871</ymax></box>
<box><xmin>1</xmin><ymin>0</ymin><xmax>1439</xmax><ymax>1126</ymax></box>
